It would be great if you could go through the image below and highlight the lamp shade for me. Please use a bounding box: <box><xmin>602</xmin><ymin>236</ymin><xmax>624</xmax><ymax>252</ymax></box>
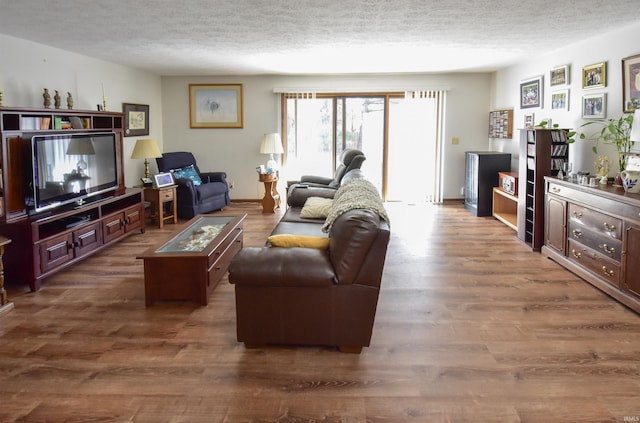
<box><xmin>260</xmin><ymin>133</ymin><xmax>284</xmax><ymax>155</ymax></box>
<box><xmin>131</xmin><ymin>138</ymin><xmax>162</xmax><ymax>159</ymax></box>
<box><xmin>630</xmin><ymin>109</ymin><xmax>640</xmax><ymax>142</ymax></box>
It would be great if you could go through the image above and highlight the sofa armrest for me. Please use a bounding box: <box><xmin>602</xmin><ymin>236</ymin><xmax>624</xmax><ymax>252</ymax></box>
<box><xmin>229</xmin><ymin>247</ymin><xmax>335</xmax><ymax>287</ymax></box>
<box><xmin>173</xmin><ymin>177</ymin><xmax>198</xmax><ymax>197</ymax></box>
<box><xmin>287</xmin><ymin>184</ymin><xmax>337</xmax><ymax>207</ymax></box>
<box><xmin>300</xmin><ymin>175</ymin><xmax>334</xmax><ymax>185</ymax></box>
<box><xmin>200</xmin><ymin>171</ymin><xmax>228</xmax><ymax>184</ymax></box>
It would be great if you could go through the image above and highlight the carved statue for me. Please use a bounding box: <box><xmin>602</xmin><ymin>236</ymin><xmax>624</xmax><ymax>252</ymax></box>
<box><xmin>54</xmin><ymin>90</ymin><xmax>61</xmax><ymax>109</ymax></box>
<box><xmin>43</xmin><ymin>88</ymin><xmax>51</xmax><ymax>108</ymax></box>
<box><xmin>67</xmin><ymin>92</ymin><xmax>74</xmax><ymax>109</ymax></box>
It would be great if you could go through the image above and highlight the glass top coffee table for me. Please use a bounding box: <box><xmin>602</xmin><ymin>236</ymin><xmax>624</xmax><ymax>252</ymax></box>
<box><xmin>137</xmin><ymin>214</ymin><xmax>246</xmax><ymax>306</ymax></box>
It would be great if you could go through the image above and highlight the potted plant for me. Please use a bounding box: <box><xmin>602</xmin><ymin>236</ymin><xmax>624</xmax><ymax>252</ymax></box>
<box><xmin>567</xmin><ymin>113</ymin><xmax>635</xmax><ymax>182</ymax></box>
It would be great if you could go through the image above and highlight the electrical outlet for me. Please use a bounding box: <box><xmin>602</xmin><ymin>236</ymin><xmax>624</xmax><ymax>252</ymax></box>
<box><xmin>460</xmin><ymin>186</ymin><xmax>464</xmax><ymax>195</ymax></box>
<box><xmin>229</xmin><ymin>181</ymin><xmax>234</xmax><ymax>189</ymax></box>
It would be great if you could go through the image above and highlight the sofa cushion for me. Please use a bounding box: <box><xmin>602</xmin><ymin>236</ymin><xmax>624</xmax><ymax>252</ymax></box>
<box><xmin>268</xmin><ymin>234</ymin><xmax>330</xmax><ymax>249</ymax></box>
<box><xmin>172</xmin><ymin>164</ymin><xmax>202</xmax><ymax>186</ymax></box>
<box><xmin>300</xmin><ymin>197</ymin><xmax>333</xmax><ymax>219</ymax></box>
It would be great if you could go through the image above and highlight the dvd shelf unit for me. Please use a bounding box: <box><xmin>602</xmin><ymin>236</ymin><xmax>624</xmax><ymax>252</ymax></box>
<box><xmin>0</xmin><ymin>107</ymin><xmax>144</xmax><ymax>291</ymax></box>
<box><xmin>517</xmin><ymin>128</ymin><xmax>569</xmax><ymax>251</ymax></box>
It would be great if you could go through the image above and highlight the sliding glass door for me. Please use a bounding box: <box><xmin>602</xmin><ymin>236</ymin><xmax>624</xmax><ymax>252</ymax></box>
<box><xmin>283</xmin><ymin>91</ymin><xmax>443</xmax><ymax>203</ymax></box>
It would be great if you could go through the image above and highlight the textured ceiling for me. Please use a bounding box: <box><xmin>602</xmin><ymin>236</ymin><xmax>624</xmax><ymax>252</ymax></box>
<box><xmin>0</xmin><ymin>0</ymin><xmax>637</xmax><ymax>75</ymax></box>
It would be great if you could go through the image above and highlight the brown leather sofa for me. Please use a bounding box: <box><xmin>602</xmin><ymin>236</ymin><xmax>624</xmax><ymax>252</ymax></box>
<box><xmin>228</xmin><ymin>171</ymin><xmax>390</xmax><ymax>353</ymax></box>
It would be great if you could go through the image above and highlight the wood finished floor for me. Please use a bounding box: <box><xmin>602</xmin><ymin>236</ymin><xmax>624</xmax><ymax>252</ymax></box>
<box><xmin>1</xmin><ymin>202</ymin><xmax>639</xmax><ymax>422</ymax></box>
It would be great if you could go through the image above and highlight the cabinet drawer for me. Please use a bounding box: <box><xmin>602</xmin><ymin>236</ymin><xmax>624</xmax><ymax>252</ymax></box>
<box><xmin>73</xmin><ymin>222</ymin><xmax>102</xmax><ymax>257</ymax></box>
<box><xmin>207</xmin><ymin>227</ymin><xmax>243</xmax><ymax>267</ymax></box>
<box><xmin>207</xmin><ymin>229</ymin><xmax>243</xmax><ymax>293</ymax></box>
<box><xmin>568</xmin><ymin>203</ymin><xmax>621</xmax><ymax>239</ymax></box>
<box><xmin>38</xmin><ymin>233</ymin><xmax>74</xmax><ymax>273</ymax></box>
<box><xmin>567</xmin><ymin>222</ymin><xmax>621</xmax><ymax>262</ymax></box>
<box><xmin>568</xmin><ymin>239</ymin><xmax>621</xmax><ymax>286</ymax></box>
<box><xmin>161</xmin><ymin>189</ymin><xmax>174</xmax><ymax>201</ymax></box>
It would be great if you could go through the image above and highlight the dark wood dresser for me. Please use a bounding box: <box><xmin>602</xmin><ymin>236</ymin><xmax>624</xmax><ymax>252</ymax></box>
<box><xmin>542</xmin><ymin>176</ymin><xmax>640</xmax><ymax>313</ymax></box>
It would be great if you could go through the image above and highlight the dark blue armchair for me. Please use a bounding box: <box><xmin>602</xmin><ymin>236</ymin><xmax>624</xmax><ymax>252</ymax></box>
<box><xmin>156</xmin><ymin>152</ymin><xmax>230</xmax><ymax>219</ymax></box>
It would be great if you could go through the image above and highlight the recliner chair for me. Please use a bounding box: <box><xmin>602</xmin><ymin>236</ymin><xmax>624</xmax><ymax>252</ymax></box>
<box><xmin>286</xmin><ymin>149</ymin><xmax>365</xmax><ymax>206</ymax></box>
<box><xmin>156</xmin><ymin>151</ymin><xmax>230</xmax><ymax>219</ymax></box>
<box><xmin>290</xmin><ymin>148</ymin><xmax>366</xmax><ymax>189</ymax></box>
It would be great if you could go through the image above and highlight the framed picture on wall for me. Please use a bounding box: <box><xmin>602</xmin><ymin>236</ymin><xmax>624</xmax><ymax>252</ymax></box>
<box><xmin>122</xmin><ymin>103</ymin><xmax>150</xmax><ymax>137</ymax></box>
<box><xmin>582</xmin><ymin>62</ymin><xmax>606</xmax><ymax>89</ymax></box>
<box><xmin>189</xmin><ymin>83</ymin><xmax>243</xmax><ymax>128</ymax></box>
<box><xmin>520</xmin><ymin>76</ymin><xmax>542</xmax><ymax>109</ymax></box>
<box><xmin>622</xmin><ymin>53</ymin><xmax>640</xmax><ymax>112</ymax></box>
<box><xmin>551</xmin><ymin>89</ymin><xmax>569</xmax><ymax>111</ymax></box>
<box><xmin>550</xmin><ymin>65</ymin><xmax>569</xmax><ymax>87</ymax></box>
<box><xmin>524</xmin><ymin>113</ymin><xmax>535</xmax><ymax>128</ymax></box>
<box><xmin>582</xmin><ymin>93</ymin><xmax>606</xmax><ymax>119</ymax></box>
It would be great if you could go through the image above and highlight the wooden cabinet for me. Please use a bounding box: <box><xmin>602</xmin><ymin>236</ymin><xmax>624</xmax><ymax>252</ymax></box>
<box><xmin>144</xmin><ymin>185</ymin><xmax>177</xmax><ymax>228</ymax></box>
<box><xmin>623</xmin><ymin>224</ymin><xmax>640</xmax><ymax>299</ymax></box>
<box><xmin>542</xmin><ymin>177</ymin><xmax>640</xmax><ymax>313</ymax></box>
<box><xmin>464</xmin><ymin>151</ymin><xmax>511</xmax><ymax>217</ymax></box>
<box><xmin>0</xmin><ymin>107</ymin><xmax>143</xmax><ymax>291</ymax></box>
<box><xmin>492</xmin><ymin>187</ymin><xmax>518</xmax><ymax>230</ymax></box>
<box><xmin>1</xmin><ymin>189</ymin><xmax>144</xmax><ymax>291</ymax></box>
<box><xmin>518</xmin><ymin>128</ymin><xmax>569</xmax><ymax>251</ymax></box>
<box><xmin>544</xmin><ymin>194</ymin><xmax>566</xmax><ymax>254</ymax></box>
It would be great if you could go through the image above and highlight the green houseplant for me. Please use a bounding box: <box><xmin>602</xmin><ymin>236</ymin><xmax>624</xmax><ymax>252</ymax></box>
<box><xmin>567</xmin><ymin>113</ymin><xmax>635</xmax><ymax>173</ymax></box>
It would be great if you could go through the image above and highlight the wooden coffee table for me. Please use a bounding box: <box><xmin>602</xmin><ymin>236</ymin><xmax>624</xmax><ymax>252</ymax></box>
<box><xmin>137</xmin><ymin>214</ymin><xmax>246</xmax><ymax>306</ymax></box>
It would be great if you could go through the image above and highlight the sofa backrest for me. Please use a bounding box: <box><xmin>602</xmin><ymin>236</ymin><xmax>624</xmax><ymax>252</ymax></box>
<box><xmin>329</xmin><ymin>209</ymin><xmax>390</xmax><ymax>287</ymax></box>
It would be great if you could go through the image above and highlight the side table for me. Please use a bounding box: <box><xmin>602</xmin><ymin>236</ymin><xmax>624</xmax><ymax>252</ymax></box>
<box><xmin>144</xmin><ymin>185</ymin><xmax>178</xmax><ymax>228</ymax></box>
<box><xmin>259</xmin><ymin>174</ymin><xmax>280</xmax><ymax>213</ymax></box>
<box><xmin>0</xmin><ymin>236</ymin><xmax>14</xmax><ymax>317</ymax></box>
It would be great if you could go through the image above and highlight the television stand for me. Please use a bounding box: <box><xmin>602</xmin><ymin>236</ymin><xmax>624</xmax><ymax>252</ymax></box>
<box><xmin>0</xmin><ymin>189</ymin><xmax>145</xmax><ymax>291</ymax></box>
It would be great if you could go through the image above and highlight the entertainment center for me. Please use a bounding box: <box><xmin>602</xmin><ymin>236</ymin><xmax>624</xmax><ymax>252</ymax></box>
<box><xmin>0</xmin><ymin>107</ymin><xmax>145</xmax><ymax>291</ymax></box>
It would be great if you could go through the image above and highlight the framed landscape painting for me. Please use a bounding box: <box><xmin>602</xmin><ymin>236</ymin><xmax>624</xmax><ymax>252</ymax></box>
<box><xmin>189</xmin><ymin>84</ymin><xmax>243</xmax><ymax>128</ymax></box>
<box><xmin>622</xmin><ymin>53</ymin><xmax>640</xmax><ymax>112</ymax></box>
<box><xmin>520</xmin><ymin>76</ymin><xmax>542</xmax><ymax>109</ymax></box>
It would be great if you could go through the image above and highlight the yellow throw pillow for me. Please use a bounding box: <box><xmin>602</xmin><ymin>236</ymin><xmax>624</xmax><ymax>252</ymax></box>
<box><xmin>268</xmin><ymin>234</ymin><xmax>330</xmax><ymax>249</ymax></box>
<box><xmin>300</xmin><ymin>197</ymin><xmax>333</xmax><ymax>219</ymax></box>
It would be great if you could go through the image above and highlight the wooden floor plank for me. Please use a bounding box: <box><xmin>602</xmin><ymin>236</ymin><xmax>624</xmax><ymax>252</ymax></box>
<box><xmin>1</xmin><ymin>201</ymin><xmax>639</xmax><ymax>422</ymax></box>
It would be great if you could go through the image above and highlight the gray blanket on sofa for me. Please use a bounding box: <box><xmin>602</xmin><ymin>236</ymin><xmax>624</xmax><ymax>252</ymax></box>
<box><xmin>322</xmin><ymin>178</ymin><xmax>390</xmax><ymax>233</ymax></box>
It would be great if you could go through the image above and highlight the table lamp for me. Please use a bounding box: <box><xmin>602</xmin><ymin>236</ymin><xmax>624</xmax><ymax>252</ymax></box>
<box><xmin>260</xmin><ymin>133</ymin><xmax>284</xmax><ymax>173</ymax></box>
<box><xmin>131</xmin><ymin>138</ymin><xmax>162</xmax><ymax>179</ymax></box>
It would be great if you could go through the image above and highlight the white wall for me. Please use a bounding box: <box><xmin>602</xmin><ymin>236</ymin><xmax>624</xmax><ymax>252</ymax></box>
<box><xmin>162</xmin><ymin>73</ymin><xmax>493</xmax><ymax>200</ymax></box>
<box><xmin>0</xmin><ymin>34</ymin><xmax>163</xmax><ymax>187</ymax></box>
<box><xmin>492</xmin><ymin>21</ymin><xmax>640</xmax><ymax>175</ymax></box>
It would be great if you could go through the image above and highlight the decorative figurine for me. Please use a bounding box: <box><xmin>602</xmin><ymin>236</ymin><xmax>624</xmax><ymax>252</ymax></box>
<box><xmin>43</xmin><ymin>88</ymin><xmax>51</xmax><ymax>108</ymax></box>
<box><xmin>67</xmin><ymin>92</ymin><xmax>74</xmax><ymax>109</ymax></box>
<box><xmin>54</xmin><ymin>90</ymin><xmax>61</xmax><ymax>109</ymax></box>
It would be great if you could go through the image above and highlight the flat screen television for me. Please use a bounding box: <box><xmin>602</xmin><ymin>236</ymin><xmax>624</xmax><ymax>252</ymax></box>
<box><xmin>29</xmin><ymin>132</ymin><xmax>119</xmax><ymax>213</ymax></box>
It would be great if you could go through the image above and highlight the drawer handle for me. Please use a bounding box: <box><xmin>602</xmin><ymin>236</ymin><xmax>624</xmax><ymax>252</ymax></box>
<box><xmin>601</xmin><ymin>266</ymin><xmax>615</xmax><ymax>277</ymax></box>
<box><xmin>572</xmin><ymin>211</ymin><xmax>583</xmax><ymax>219</ymax></box>
<box><xmin>551</xmin><ymin>186</ymin><xmax>561</xmax><ymax>193</ymax></box>
<box><xmin>571</xmin><ymin>229</ymin><xmax>583</xmax><ymax>238</ymax></box>
<box><xmin>602</xmin><ymin>244</ymin><xmax>615</xmax><ymax>255</ymax></box>
<box><xmin>571</xmin><ymin>249</ymin><xmax>582</xmax><ymax>259</ymax></box>
<box><xmin>603</xmin><ymin>222</ymin><xmax>616</xmax><ymax>232</ymax></box>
